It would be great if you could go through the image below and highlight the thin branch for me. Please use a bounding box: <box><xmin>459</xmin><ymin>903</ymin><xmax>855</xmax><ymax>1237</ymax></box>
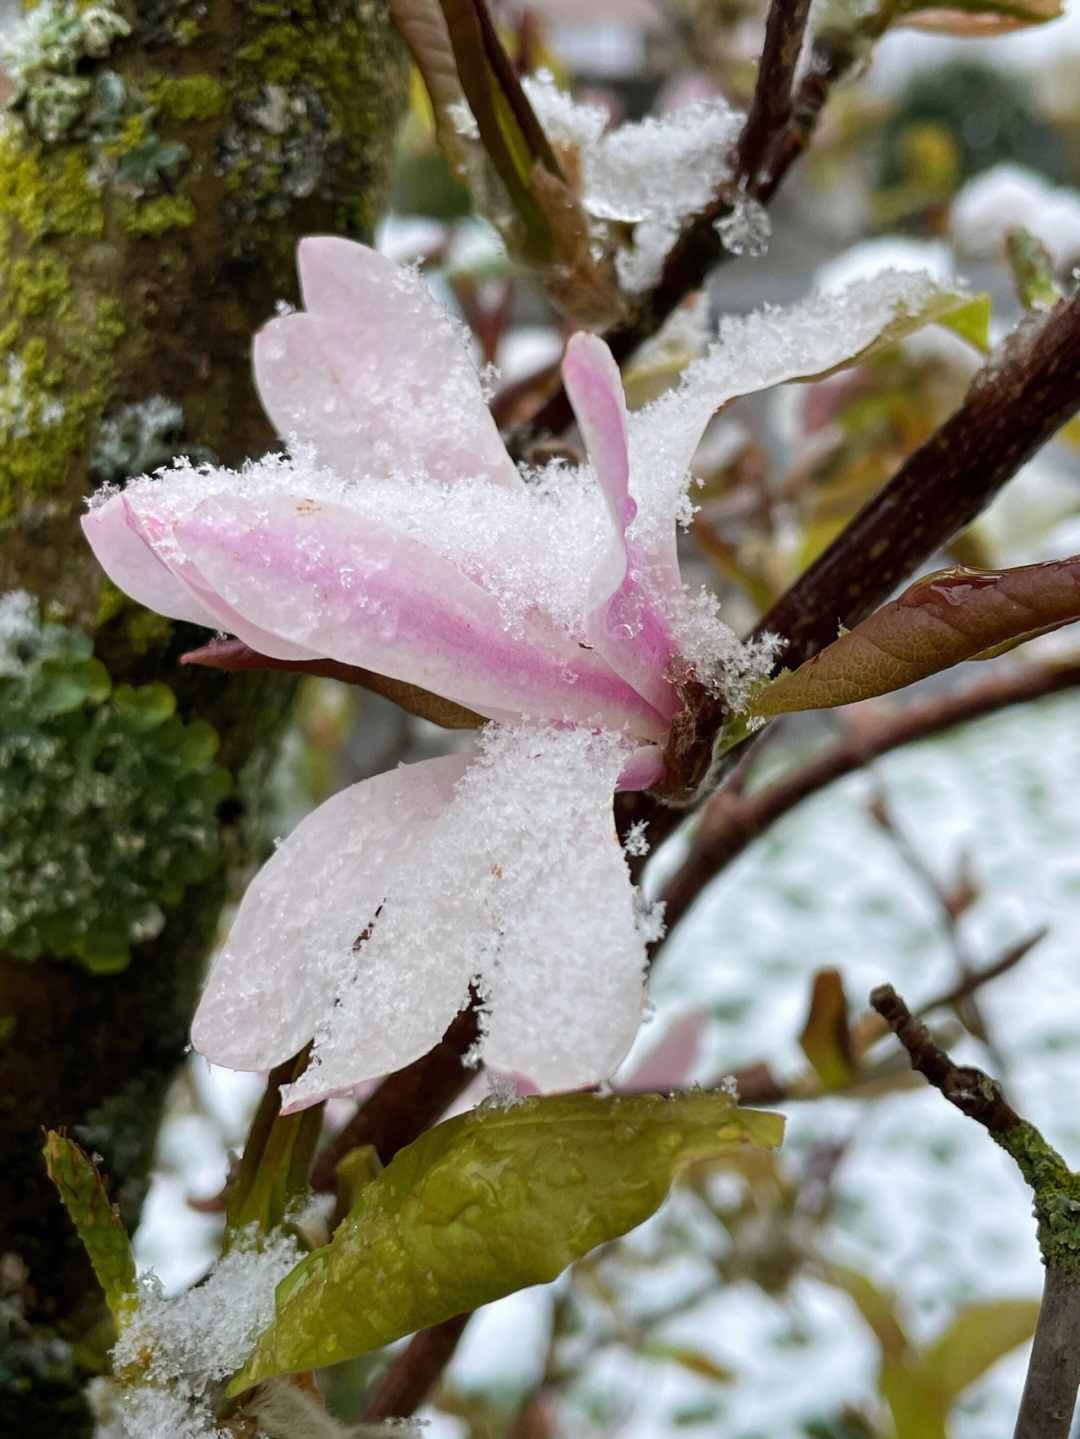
<box><xmin>734</xmin><ymin>0</ymin><xmax>814</xmax><ymax>187</ymax></box>
<box><xmin>869</xmin><ymin>984</ymin><xmax>1021</xmax><ymax>1131</ymax></box>
<box><xmin>310</xmin><ymin>999</ymin><xmax>480</xmax><ymax>1191</ymax></box>
<box><xmin>360</xmin><ymin>1312</ymin><xmax>472</xmax><ymax>1423</ymax></box>
<box><xmin>656</xmin><ymin>661</ymin><xmax>1080</xmax><ymax>938</ymax></box>
<box><xmin>1013</xmin><ymin>1266</ymin><xmax>1080</xmax><ymax>1439</ymax></box>
<box><xmin>752</xmin><ymin>290</ymin><xmax>1080</xmax><ymax>671</ymax></box>
<box><xmin>871</xmin><ymin>985</ymin><xmax>1080</xmax><ymax>1439</ymax></box>
<box><xmin>754</xmin><ymin>30</ymin><xmax>859</xmax><ymax>202</ymax></box>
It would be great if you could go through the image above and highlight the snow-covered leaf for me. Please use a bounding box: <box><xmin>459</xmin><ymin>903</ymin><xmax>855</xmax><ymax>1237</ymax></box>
<box><xmin>44</xmin><ymin>1132</ymin><xmax>137</xmax><ymax>1320</ymax></box>
<box><xmin>750</xmin><ymin>559</ymin><xmax>1080</xmax><ymax>715</ymax></box>
<box><xmin>230</xmin><ymin>1091</ymin><xmax>784</xmax><ymax>1388</ymax></box>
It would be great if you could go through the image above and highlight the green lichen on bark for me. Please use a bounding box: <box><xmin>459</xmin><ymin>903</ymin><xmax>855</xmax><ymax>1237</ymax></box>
<box><xmin>996</xmin><ymin>1121</ymin><xmax>1080</xmax><ymax>1274</ymax></box>
<box><xmin>0</xmin><ymin>3</ymin><xmax>406</xmax><ymax>1433</ymax></box>
<box><xmin>0</xmin><ymin>594</ymin><xmax>232</xmax><ymax>972</ymax></box>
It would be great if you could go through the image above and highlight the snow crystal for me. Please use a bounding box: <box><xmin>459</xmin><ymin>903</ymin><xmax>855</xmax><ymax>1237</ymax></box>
<box><xmin>524</xmin><ymin>72</ymin><xmax>743</xmax><ymax>227</ymax></box>
<box><xmin>280</xmin><ymin>723</ymin><xmax>656</xmax><ymax>1106</ymax></box>
<box><xmin>715</xmin><ymin>191</ymin><xmax>771</xmax><ymax>258</ymax></box>
<box><xmin>101</xmin><ymin>1231</ymin><xmax>302</xmax><ymax>1439</ymax></box>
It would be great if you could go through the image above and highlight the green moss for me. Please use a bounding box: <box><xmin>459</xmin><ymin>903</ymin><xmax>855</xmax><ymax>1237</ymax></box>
<box><xmin>116</xmin><ymin>191</ymin><xmax>196</xmax><ymax>235</ymax></box>
<box><xmin>995</xmin><ymin>1121</ymin><xmax>1080</xmax><ymax>1273</ymax></box>
<box><xmin>219</xmin><ymin>1</ymin><xmax>405</xmax><ymax>239</ymax></box>
<box><xmin>0</xmin><ymin>596</ymin><xmax>232</xmax><ymax>974</ymax></box>
<box><xmin>142</xmin><ymin>73</ymin><xmax>228</xmax><ymax>123</ymax></box>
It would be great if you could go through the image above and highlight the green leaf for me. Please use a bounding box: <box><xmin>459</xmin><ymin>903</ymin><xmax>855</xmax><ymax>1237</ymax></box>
<box><xmin>750</xmin><ymin>558</ymin><xmax>1080</xmax><ymax>716</ymax></box>
<box><xmin>1006</xmin><ymin>229</ymin><xmax>1062</xmax><ymax>312</ymax></box>
<box><xmin>641</xmin><ymin>1342</ymin><xmax>736</xmax><ymax>1383</ymax></box>
<box><xmin>799</xmin><ymin>970</ymin><xmax>857</xmax><ymax>1091</ymax></box>
<box><xmin>896</xmin><ymin>0</ymin><xmax>1062</xmax><ymax>32</ymax></box>
<box><xmin>226</xmin><ymin>1050</ymin><xmax>323</xmax><ymax>1242</ymax></box>
<box><xmin>43</xmin><ymin>1131</ymin><xmax>137</xmax><ymax>1319</ymax></box>
<box><xmin>821</xmin><ymin>1261</ymin><xmax>910</xmax><ymax>1362</ymax></box>
<box><xmin>922</xmin><ymin>1298</ymin><xmax>1039</xmax><ymax>1395</ymax></box>
<box><xmin>880</xmin><ymin>1362</ymin><xmax>949</xmax><ymax>1439</ymax></box>
<box><xmin>231</xmin><ymin>1091</ymin><xmax>783</xmax><ymax>1390</ymax></box>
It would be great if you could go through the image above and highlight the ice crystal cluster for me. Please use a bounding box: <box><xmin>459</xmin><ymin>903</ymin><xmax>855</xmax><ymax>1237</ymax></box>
<box><xmin>0</xmin><ymin>592</ymin><xmax>229</xmax><ymax>971</ymax></box>
<box><xmin>82</xmin><ymin>237</ymin><xmax>968</xmax><ymax>1098</ymax></box>
<box><xmin>523</xmin><ymin>71</ymin><xmax>745</xmax><ymax>292</ymax></box>
<box><xmin>93</xmin><ymin>1233</ymin><xmax>301</xmax><ymax>1439</ymax></box>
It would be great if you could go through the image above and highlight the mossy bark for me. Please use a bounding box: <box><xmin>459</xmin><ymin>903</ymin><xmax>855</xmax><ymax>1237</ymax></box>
<box><xmin>0</xmin><ymin>4</ymin><xmax>406</xmax><ymax>1434</ymax></box>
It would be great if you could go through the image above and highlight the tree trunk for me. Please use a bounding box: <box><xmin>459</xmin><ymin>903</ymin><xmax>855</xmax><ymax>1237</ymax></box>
<box><xmin>0</xmin><ymin>4</ymin><xmax>406</xmax><ymax>1433</ymax></box>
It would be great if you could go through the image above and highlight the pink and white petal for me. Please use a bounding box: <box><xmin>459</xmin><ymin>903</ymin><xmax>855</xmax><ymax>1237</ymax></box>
<box><xmin>471</xmin><ymin>726</ymin><xmax>650</xmax><ymax>1090</ymax></box>
<box><xmin>563</xmin><ymin>335</ymin><xmax>681</xmax><ymax>719</ymax></box>
<box><xmin>254</xmin><ymin>237</ymin><xmax>522</xmax><ymax>490</ymax></box>
<box><xmin>81</xmin><ymin>493</ymin><xmax>223</xmax><ymax>630</ymax></box>
<box><xmin>191</xmin><ymin>754</ymin><xmax>470</xmax><ymax>1077</ymax></box>
<box><xmin>619</xmin><ymin>1011</ymin><xmax>706</xmax><ymax>1091</ymax></box>
<box><xmin>562</xmin><ymin>333</ymin><xmax>634</xmax><ymax>534</ymax></box>
<box><xmin>118</xmin><ymin>492</ymin><xmax>321</xmax><ymax>661</ymax></box>
<box><xmin>173</xmin><ymin>492</ymin><xmax>669</xmax><ymax>739</ymax></box>
<box><xmin>616</xmin><ymin>744</ymin><xmax>667</xmax><ymax>793</ymax></box>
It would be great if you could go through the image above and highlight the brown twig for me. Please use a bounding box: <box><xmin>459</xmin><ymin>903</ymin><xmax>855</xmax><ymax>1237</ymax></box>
<box><xmin>868</xmin><ymin>984</ymin><xmax>1021</xmax><ymax>1131</ymax></box>
<box><xmin>735</xmin><ymin>0</ymin><xmax>814</xmax><ymax>188</ymax></box>
<box><xmin>360</xmin><ymin>1312</ymin><xmax>472</xmax><ymax>1423</ymax></box>
<box><xmin>656</xmin><ymin>661</ymin><xmax>1080</xmax><ymax>937</ymax></box>
<box><xmin>754</xmin><ymin>30</ymin><xmax>859</xmax><ymax>202</ymax></box>
<box><xmin>310</xmin><ymin>1000</ymin><xmax>480</xmax><ymax>1191</ymax></box>
<box><xmin>871</xmin><ymin>985</ymin><xmax>1080</xmax><ymax>1439</ymax></box>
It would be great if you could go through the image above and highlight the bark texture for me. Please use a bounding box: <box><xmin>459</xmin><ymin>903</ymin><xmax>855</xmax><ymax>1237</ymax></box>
<box><xmin>0</xmin><ymin>4</ymin><xmax>406</xmax><ymax>1433</ymax></box>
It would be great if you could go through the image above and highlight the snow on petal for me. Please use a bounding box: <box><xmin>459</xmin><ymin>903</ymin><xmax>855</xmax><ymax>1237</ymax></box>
<box><xmin>254</xmin><ymin>237</ymin><xmax>522</xmax><ymax>490</ymax></box>
<box><xmin>192</xmin><ymin>755</ymin><xmax>471</xmax><ymax>1074</ymax></box>
<box><xmin>81</xmin><ymin>492</ymin><xmax>223</xmax><ymax>631</ymax></box>
<box><xmin>563</xmin><ymin>333</ymin><xmax>682</xmax><ymax>721</ymax></box>
<box><xmin>167</xmin><ymin>490</ymin><xmax>669</xmax><ymax>736</ymax></box>
<box><xmin>475</xmin><ymin>725</ymin><xmax>662</xmax><ymax>1090</ymax></box>
<box><xmin>628</xmin><ymin>270</ymin><xmax>984</xmax><ymax>558</ymax></box>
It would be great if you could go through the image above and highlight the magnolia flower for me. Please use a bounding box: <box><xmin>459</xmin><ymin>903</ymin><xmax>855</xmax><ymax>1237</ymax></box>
<box><xmin>83</xmin><ymin>239</ymin><xmax>971</xmax><ymax>1107</ymax></box>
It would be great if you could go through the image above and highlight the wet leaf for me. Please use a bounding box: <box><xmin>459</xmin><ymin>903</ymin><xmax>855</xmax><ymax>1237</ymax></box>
<box><xmin>751</xmin><ymin>558</ymin><xmax>1080</xmax><ymax>715</ymax></box>
<box><xmin>43</xmin><ymin>1131</ymin><xmax>137</xmax><ymax>1319</ymax></box>
<box><xmin>231</xmin><ymin>1091</ymin><xmax>783</xmax><ymax>1389</ymax></box>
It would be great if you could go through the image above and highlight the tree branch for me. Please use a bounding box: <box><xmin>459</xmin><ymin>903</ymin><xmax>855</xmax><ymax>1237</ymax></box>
<box><xmin>868</xmin><ymin>985</ymin><xmax>1021</xmax><ymax>1131</ymax></box>
<box><xmin>360</xmin><ymin>1312</ymin><xmax>472</xmax><ymax>1423</ymax></box>
<box><xmin>871</xmin><ymin>985</ymin><xmax>1080</xmax><ymax>1439</ymax></box>
<box><xmin>735</xmin><ymin>0</ymin><xmax>814</xmax><ymax>188</ymax></box>
<box><xmin>752</xmin><ymin>291</ymin><xmax>1080</xmax><ymax>670</ymax></box>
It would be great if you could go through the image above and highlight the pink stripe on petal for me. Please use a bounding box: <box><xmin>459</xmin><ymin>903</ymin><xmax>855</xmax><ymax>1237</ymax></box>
<box><xmin>174</xmin><ymin>493</ymin><xmax>669</xmax><ymax>738</ymax></box>
<box><xmin>563</xmin><ymin>334</ymin><xmax>681</xmax><ymax>720</ymax></box>
<box><xmin>192</xmin><ymin>755</ymin><xmax>471</xmax><ymax>1077</ymax></box>
<box><xmin>255</xmin><ymin>238</ymin><xmax>522</xmax><ymax>490</ymax></box>
<box><xmin>121</xmin><ymin>496</ymin><xmax>321</xmax><ymax>661</ymax></box>
<box><xmin>81</xmin><ymin>494</ymin><xmax>223</xmax><ymax>630</ymax></box>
